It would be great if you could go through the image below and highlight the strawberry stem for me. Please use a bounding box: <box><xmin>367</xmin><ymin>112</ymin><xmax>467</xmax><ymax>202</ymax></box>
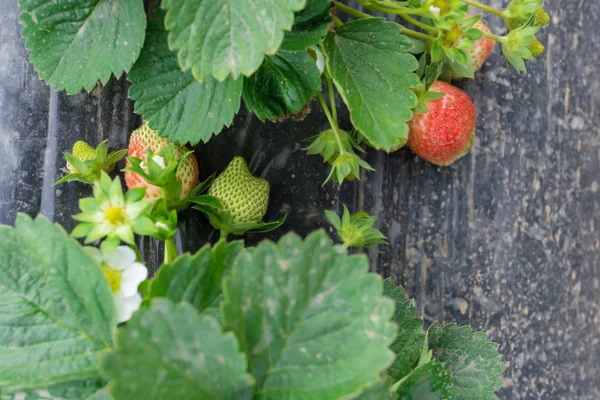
<box><xmin>333</xmin><ymin>15</ymin><xmax>343</xmax><ymax>27</ymax></box>
<box><xmin>399</xmin><ymin>14</ymin><xmax>439</xmax><ymax>34</ymax></box>
<box><xmin>460</xmin><ymin>0</ymin><xmax>505</xmax><ymax>18</ymax></box>
<box><xmin>334</xmin><ymin>2</ymin><xmax>371</xmax><ymax>19</ymax></box>
<box><xmin>483</xmin><ymin>31</ymin><xmax>506</xmax><ymax>43</ymax></box>
<box><xmin>334</xmin><ymin>1</ymin><xmax>435</xmax><ymax>41</ymax></box>
<box><xmin>164</xmin><ymin>238</ymin><xmax>178</xmax><ymax>264</ymax></box>
<box><xmin>131</xmin><ymin>242</ymin><xmax>143</xmax><ymax>263</ymax></box>
<box><xmin>317</xmin><ymin>91</ymin><xmax>347</xmax><ymax>155</ymax></box>
<box><xmin>219</xmin><ymin>229</ymin><xmax>229</xmax><ymax>241</ymax></box>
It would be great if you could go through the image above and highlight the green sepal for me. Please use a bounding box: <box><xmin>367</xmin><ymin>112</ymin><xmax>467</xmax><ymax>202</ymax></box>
<box><xmin>189</xmin><ymin>195</ymin><xmax>287</xmax><ymax>236</ymax></box>
<box><xmin>326</xmin><ymin>206</ymin><xmax>387</xmax><ymax>249</ymax></box>
<box><xmin>56</xmin><ymin>141</ymin><xmax>127</xmax><ymax>185</ymax></box>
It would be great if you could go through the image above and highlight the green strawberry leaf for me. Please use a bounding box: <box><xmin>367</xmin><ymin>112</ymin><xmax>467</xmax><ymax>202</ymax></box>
<box><xmin>144</xmin><ymin>240</ymin><xmax>244</xmax><ymax>312</ymax></box>
<box><xmin>101</xmin><ymin>300</ymin><xmax>253</xmax><ymax>398</ymax></box>
<box><xmin>0</xmin><ymin>215</ymin><xmax>115</xmax><ymax>391</ymax></box>
<box><xmin>1</xmin><ymin>381</ymin><xmax>108</xmax><ymax>400</ymax></box>
<box><xmin>382</xmin><ymin>279</ymin><xmax>425</xmax><ymax>381</ymax></box>
<box><xmin>396</xmin><ymin>361</ymin><xmax>456</xmax><ymax>399</ymax></box>
<box><xmin>161</xmin><ymin>0</ymin><xmax>307</xmax><ymax>81</ymax></box>
<box><xmin>428</xmin><ymin>323</ymin><xmax>506</xmax><ymax>399</ymax></box>
<box><xmin>221</xmin><ymin>231</ymin><xmax>397</xmax><ymax>399</ymax></box>
<box><xmin>243</xmin><ymin>50</ymin><xmax>322</xmax><ymax>121</ymax></box>
<box><xmin>18</xmin><ymin>0</ymin><xmax>146</xmax><ymax>94</ymax></box>
<box><xmin>348</xmin><ymin>377</ymin><xmax>397</xmax><ymax>400</ymax></box>
<box><xmin>281</xmin><ymin>0</ymin><xmax>332</xmax><ymax>51</ymax></box>
<box><xmin>323</xmin><ymin>18</ymin><xmax>420</xmax><ymax>151</ymax></box>
<box><xmin>128</xmin><ymin>14</ymin><xmax>242</xmax><ymax>145</ymax></box>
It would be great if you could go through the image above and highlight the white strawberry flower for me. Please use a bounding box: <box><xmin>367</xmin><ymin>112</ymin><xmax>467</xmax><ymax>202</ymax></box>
<box><xmin>85</xmin><ymin>246</ymin><xmax>148</xmax><ymax>323</ymax></box>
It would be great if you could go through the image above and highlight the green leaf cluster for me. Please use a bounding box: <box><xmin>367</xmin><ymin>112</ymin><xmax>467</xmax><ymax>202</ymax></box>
<box><xmin>0</xmin><ymin>215</ymin><xmax>505</xmax><ymax>399</ymax></box>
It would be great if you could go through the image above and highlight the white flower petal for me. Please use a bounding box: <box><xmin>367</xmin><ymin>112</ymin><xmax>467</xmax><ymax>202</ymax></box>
<box><xmin>83</xmin><ymin>247</ymin><xmax>103</xmax><ymax>264</ymax></box>
<box><xmin>103</xmin><ymin>246</ymin><xmax>137</xmax><ymax>271</ymax></box>
<box><xmin>120</xmin><ymin>262</ymin><xmax>148</xmax><ymax>297</ymax></box>
<box><xmin>114</xmin><ymin>292</ymin><xmax>142</xmax><ymax>323</ymax></box>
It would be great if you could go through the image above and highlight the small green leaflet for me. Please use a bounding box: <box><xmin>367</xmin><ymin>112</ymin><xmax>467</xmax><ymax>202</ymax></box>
<box><xmin>428</xmin><ymin>323</ymin><xmax>506</xmax><ymax>399</ymax></box>
<box><xmin>221</xmin><ymin>231</ymin><xmax>397</xmax><ymax>399</ymax></box>
<box><xmin>101</xmin><ymin>300</ymin><xmax>253</xmax><ymax>399</ymax></box>
<box><xmin>1</xmin><ymin>381</ymin><xmax>108</xmax><ymax>400</ymax></box>
<box><xmin>396</xmin><ymin>361</ymin><xmax>456</xmax><ymax>399</ymax></box>
<box><xmin>19</xmin><ymin>0</ymin><xmax>146</xmax><ymax>94</ymax></box>
<box><xmin>162</xmin><ymin>0</ymin><xmax>306</xmax><ymax>81</ymax></box>
<box><xmin>281</xmin><ymin>0</ymin><xmax>332</xmax><ymax>51</ymax></box>
<box><xmin>323</xmin><ymin>18</ymin><xmax>420</xmax><ymax>151</ymax></box>
<box><xmin>382</xmin><ymin>279</ymin><xmax>425</xmax><ymax>381</ymax></box>
<box><xmin>0</xmin><ymin>215</ymin><xmax>115</xmax><ymax>391</ymax></box>
<box><xmin>243</xmin><ymin>51</ymin><xmax>322</xmax><ymax>121</ymax></box>
<box><xmin>128</xmin><ymin>15</ymin><xmax>242</xmax><ymax>145</ymax></box>
<box><xmin>145</xmin><ymin>240</ymin><xmax>244</xmax><ymax>313</ymax></box>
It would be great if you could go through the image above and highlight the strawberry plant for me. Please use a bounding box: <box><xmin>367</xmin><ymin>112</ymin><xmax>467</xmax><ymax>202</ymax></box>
<box><xmin>1</xmin><ymin>0</ymin><xmax>553</xmax><ymax>398</ymax></box>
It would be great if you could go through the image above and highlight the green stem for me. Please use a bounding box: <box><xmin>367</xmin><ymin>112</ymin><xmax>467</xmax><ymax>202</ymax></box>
<box><xmin>360</xmin><ymin>2</ymin><xmax>426</xmax><ymax>16</ymax></box>
<box><xmin>334</xmin><ymin>1</ymin><xmax>372</xmax><ymax>19</ymax></box>
<box><xmin>219</xmin><ymin>229</ymin><xmax>229</xmax><ymax>241</ymax></box>
<box><xmin>402</xmin><ymin>26</ymin><xmax>435</xmax><ymax>42</ymax></box>
<box><xmin>317</xmin><ymin>91</ymin><xmax>347</xmax><ymax>155</ymax></box>
<box><xmin>460</xmin><ymin>0</ymin><xmax>505</xmax><ymax>18</ymax></box>
<box><xmin>333</xmin><ymin>15</ymin><xmax>343</xmax><ymax>27</ymax></box>
<box><xmin>483</xmin><ymin>31</ymin><xmax>505</xmax><ymax>43</ymax></box>
<box><xmin>327</xmin><ymin>77</ymin><xmax>338</xmax><ymax>124</ymax></box>
<box><xmin>399</xmin><ymin>14</ymin><xmax>439</xmax><ymax>34</ymax></box>
<box><xmin>164</xmin><ymin>238</ymin><xmax>178</xmax><ymax>264</ymax></box>
<box><xmin>131</xmin><ymin>242</ymin><xmax>143</xmax><ymax>263</ymax></box>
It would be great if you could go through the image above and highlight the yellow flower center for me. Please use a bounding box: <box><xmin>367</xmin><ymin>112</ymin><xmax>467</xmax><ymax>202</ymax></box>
<box><xmin>432</xmin><ymin>0</ymin><xmax>449</xmax><ymax>13</ymax></box>
<box><xmin>444</xmin><ymin>25</ymin><xmax>461</xmax><ymax>46</ymax></box>
<box><xmin>104</xmin><ymin>206</ymin><xmax>126</xmax><ymax>226</ymax></box>
<box><xmin>102</xmin><ymin>263</ymin><xmax>122</xmax><ymax>293</ymax></box>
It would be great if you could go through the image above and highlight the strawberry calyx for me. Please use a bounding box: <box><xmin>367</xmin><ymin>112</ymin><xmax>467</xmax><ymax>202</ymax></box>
<box><xmin>57</xmin><ymin>140</ymin><xmax>128</xmax><ymax>186</ymax></box>
<box><xmin>325</xmin><ymin>206</ymin><xmax>387</xmax><ymax>249</ymax></box>
<box><xmin>124</xmin><ymin>145</ymin><xmax>197</xmax><ymax>211</ymax></box>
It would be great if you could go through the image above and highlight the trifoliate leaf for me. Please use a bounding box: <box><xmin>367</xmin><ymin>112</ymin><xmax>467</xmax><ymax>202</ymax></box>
<box><xmin>145</xmin><ymin>240</ymin><xmax>244</xmax><ymax>312</ymax></box>
<box><xmin>0</xmin><ymin>215</ymin><xmax>115</xmax><ymax>391</ymax></box>
<box><xmin>383</xmin><ymin>279</ymin><xmax>425</xmax><ymax>381</ymax></box>
<box><xmin>101</xmin><ymin>300</ymin><xmax>253</xmax><ymax>399</ymax></box>
<box><xmin>1</xmin><ymin>381</ymin><xmax>108</xmax><ymax>400</ymax></box>
<box><xmin>221</xmin><ymin>231</ymin><xmax>397</xmax><ymax>399</ymax></box>
<box><xmin>243</xmin><ymin>50</ymin><xmax>322</xmax><ymax>121</ymax></box>
<box><xmin>18</xmin><ymin>0</ymin><xmax>146</xmax><ymax>94</ymax></box>
<box><xmin>323</xmin><ymin>18</ymin><xmax>420</xmax><ymax>151</ymax></box>
<box><xmin>162</xmin><ymin>0</ymin><xmax>307</xmax><ymax>81</ymax></box>
<box><xmin>428</xmin><ymin>323</ymin><xmax>506</xmax><ymax>399</ymax></box>
<box><xmin>281</xmin><ymin>0</ymin><xmax>332</xmax><ymax>51</ymax></box>
<box><xmin>396</xmin><ymin>361</ymin><xmax>457</xmax><ymax>399</ymax></box>
<box><xmin>128</xmin><ymin>14</ymin><xmax>242</xmax><ymax>145</ymax></box>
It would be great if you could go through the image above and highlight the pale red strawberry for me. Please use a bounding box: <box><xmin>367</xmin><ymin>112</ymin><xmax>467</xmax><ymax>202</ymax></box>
<box><xmin>408</xmin><ymin>81</ymin><xmax>476</xmax><ymax>166</ymax></box>
<box><xmin>125</xmin><ymin>122</ymin><xmax>199</xmax><ymax>201</ymax></box>
<box><xmin>469</xmin><ymin>20</ymin><xmax>496</xmax><ymax>72</ymax></box>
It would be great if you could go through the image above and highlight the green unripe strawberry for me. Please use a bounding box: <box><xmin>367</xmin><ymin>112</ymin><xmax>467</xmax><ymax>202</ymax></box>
<box><xmin>527</xmin><ymin>37</ymin><xmax>545</xmax><ymax>57</ymax></box>
<box><xmin>208</xmin><ymin>157</ymin><xmax>269</xmax><ymax>224</ymax></box>
<box><xmin>533</xmin><ymin>7</ymin><xmax>550</xmax><ymax>26</ymax></box>
<box><xmin>67</xmin><ymin>141</ymin><xmax>95</xmax><ymax>172</ymax></box>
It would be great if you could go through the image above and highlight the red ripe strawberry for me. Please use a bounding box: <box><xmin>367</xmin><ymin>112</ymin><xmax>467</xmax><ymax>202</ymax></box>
<box><xmin>469</xmin><ymin>20</ymin><xmax>495</xmax><ymax>72</ymax></box>
<box><xmin>125</xmin><ymin>122</ymin><xmax>199</xmax><ymax>201</ymax></box>
<box><xmin>408</xmin><ymin>81</ymin><xmax>476</xmax><ymax>166</ymax></box>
